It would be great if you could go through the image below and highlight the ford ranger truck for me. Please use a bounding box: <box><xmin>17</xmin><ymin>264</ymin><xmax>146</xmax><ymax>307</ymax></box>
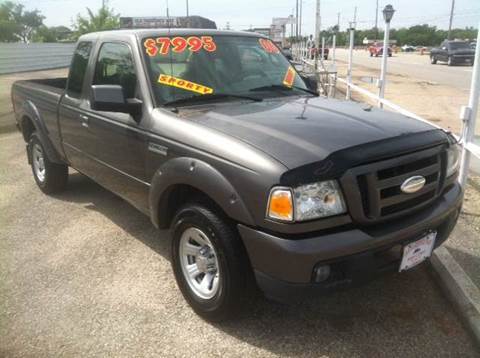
<box><xmin>11</xmin><ymin>29</ymin><xmax>463</xmax><ymax>322</ymax></box>
<box><xmin>430</xmin><ymin>40</ymin><xmax>475</xmax><ymax>66</ymax></box>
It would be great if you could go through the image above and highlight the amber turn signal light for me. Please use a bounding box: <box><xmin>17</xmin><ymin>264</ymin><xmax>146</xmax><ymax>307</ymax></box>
<box><xmin>267</xmin><ymin>188</ymin><xmax>293</xmax><ymax>222</ymax></box>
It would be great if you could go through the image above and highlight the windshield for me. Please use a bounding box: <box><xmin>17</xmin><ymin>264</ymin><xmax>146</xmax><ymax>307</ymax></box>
<box><xmin>142</xmin><ymin>34</ymin><xmax>309</xmax><ymax>106</ymax></box>
<box><xmin>448</xmin><ymin>42</ymin><xmax>470</xmax><ymax>50</ymax></box>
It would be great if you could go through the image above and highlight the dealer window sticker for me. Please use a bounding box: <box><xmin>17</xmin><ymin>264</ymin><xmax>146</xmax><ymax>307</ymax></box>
<box><xmin>283</xmin><ymin>66</ymin><xmax>296</xmax><ymax>88</ymax></box>
<box><xmin>259</xmin><ymin>38</ymin><xmax>280</xmax><ymax>54</ymax></box>
<box><xmin>158</xmin><ymin>74</ymin><xmax>214</xmax><ymax>95</ymax></box>
<box><xmin>144</xmin><ymin>36</ymin><xmax>217</xmax><ymax>56</ymax></box>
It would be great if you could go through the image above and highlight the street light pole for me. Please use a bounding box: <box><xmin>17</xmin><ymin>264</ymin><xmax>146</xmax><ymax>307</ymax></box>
<box><xmin>378</xmin><ymin>5</ymin><xmax>395</xmax><ymax>108</ymax></box>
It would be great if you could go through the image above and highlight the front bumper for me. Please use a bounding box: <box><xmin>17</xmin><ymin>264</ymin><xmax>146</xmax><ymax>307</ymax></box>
<box><xmin>238</xmin><ymin>183</ymin><xmax>463</xmax><ymax>302</ymax></box>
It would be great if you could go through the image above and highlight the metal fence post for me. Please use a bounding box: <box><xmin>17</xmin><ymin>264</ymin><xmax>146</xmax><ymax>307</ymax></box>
<box><xmin>332</xmin><ymin>34</ymin><xmax>336</xmax><ymax>64</ymax></box>
<box><xmin>459</xmin><ymin>23</ymin><xmax>480</xmax><ymax>187</ymax></box>
<box><xmin>321</xmin><ymin>36</ymin><xmax>325</xmax><ymax>63</ymax></box>
<box><xmin>346</xmin><ymin>25</ymin><xmax>355</xmax><ymax>100</ymax></box>
<box><xmin>378</xmin><ymin>20</ymin><xmax>391</xmax><ymax>108</ymax></box>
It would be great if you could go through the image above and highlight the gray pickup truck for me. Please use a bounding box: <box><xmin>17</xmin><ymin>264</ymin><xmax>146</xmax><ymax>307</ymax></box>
<box><xmin>430</xmin><ymin>40</ymin><xmax>475</xmax><ymax>66</ymax></box>
<box><xmin>12</xmin><ymin>29</ymin><xmax>462</xmax><ymax>322</ymax></box>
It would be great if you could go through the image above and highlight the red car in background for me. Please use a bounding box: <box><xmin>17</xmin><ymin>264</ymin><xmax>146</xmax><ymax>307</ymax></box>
<box><xmin>369</xmin><ymin>43</ymin><xmax>392</xmax><ymax>57</ymax></box>
<box><xmin>309</xmin><ymin>47</ymin><xmax>329</xmax><ymax>60</ymax></box>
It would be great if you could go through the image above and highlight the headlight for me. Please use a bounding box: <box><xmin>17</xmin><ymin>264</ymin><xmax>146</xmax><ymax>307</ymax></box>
<box><xmin>446</xmin><ymin>145</ymin><xmax>460</xmax><ymax>178</ymax></box>
<box><xmin>294</xmin><ymin>181</ymin><xmax>346</xmax><ymax>221</ymax></box>
<box><xmin>266</xmin><ymin>180</ymin><xmax>346</xmax><ymax>222</ymax></box>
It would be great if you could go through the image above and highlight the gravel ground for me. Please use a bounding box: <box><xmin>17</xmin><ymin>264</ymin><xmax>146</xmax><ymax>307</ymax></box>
<box><xmin>1</xmin><ymin>128</ymin><xmax>479</xmax><ymax>357</ymax></box>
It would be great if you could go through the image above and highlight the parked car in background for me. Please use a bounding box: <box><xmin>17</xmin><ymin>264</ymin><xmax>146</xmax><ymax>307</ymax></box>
<box><xmin>430</xmin><ymin>40</ymin><xmax>475</xmax><ymax>66</ymax></box>
<box><xmin>309</xmin><ymin>46</ymin><xmax>329</xmax><ymax>60</ymax></box>
<box><xmin>401</xmin><ymin>45</ymin><xmax>415</xmax><ymax>52</ymax></box>
<box><xmin>281</xmin><ymin>47</ymin><xmax>293</xmax><ymax>61</ymax></box>
<box><xmin>369</xmin><ymin>43</ymin><xmax>392</xmax><ymax>57</ymax></box>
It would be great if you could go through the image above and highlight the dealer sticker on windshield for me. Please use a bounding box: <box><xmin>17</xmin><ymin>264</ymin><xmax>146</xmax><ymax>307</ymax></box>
<box><xmin>282</xmin><ymin>66</ymin><xmax>296</xmax><ymax>88</ymax></box>
<box><xmin>158</xmin><ymin>74</ymin><xmax>214</xmax><ymax>95</ymax></box>
<box><xmin>399</xmin><ymin>232</ymin><xmax>436</xmax><ymax>272</ymax></box>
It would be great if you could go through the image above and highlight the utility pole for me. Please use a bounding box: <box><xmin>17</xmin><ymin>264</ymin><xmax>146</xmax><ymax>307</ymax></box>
<box><xmin>315</xmin><ymin>0</ymin><xmax>320</xmax><ymax>49</ymax></box>
<box><xmin>375</xmin><ymin>0</ymin><xmax>379</xmax><ymax>40</ymax></box>
<box><xmin>448</xmin><ymin>0</ymin><xmax>455</xmax><ymax>40</ymax></box>
<box><xmin>186</xmin><ymin>0</ymin><xmax>189</xmax><ymax>17</ymax></box>
<box><xmin>299</xmin><ymin>0</ymin><xmax>303</xmax><ymax>38</ymax></box>
<box><xmin>296</xmin><ymin>0</ymin><xmax>299</xmax><ymax>39</ymax></box>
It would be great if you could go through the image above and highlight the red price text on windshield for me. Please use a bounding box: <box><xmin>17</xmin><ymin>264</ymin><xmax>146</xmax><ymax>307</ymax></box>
<box><xmin>259</xmin><ymin>38</ymin><xmax>280</xmax><ymax>54</ymax></box>
<box><xmin>144</xmin><ymin>36</ymin><xmax>217</xmax><ymax>56</ymax></box>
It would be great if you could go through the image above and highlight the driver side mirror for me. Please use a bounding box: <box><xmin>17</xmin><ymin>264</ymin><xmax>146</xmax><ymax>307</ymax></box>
<box><xmin>301</xmin><ymin>74</ymin><xmax>319</xmax><ymax>93</ymax></box>
<box><xmin>90</xmin><ymin>85</ymin><xmax>142</xmax><ymax>116</ymax></box>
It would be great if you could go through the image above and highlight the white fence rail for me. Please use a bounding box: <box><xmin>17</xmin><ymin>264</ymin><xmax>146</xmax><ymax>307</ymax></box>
<box><xmin>292</xmin><ymin>28</ymin><xmax>480</xmax><ymax>186</ymax></box>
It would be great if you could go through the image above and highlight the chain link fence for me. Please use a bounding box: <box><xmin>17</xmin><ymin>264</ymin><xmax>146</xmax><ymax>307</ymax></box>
<box><xmin>0</xmin><ymin>43</ymin><xmax>75</xmax><ymax>74</ymax></box>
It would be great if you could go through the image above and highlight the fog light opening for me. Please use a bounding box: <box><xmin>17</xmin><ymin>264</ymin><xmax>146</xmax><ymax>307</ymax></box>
<box><xmin>314</xmin><ymin>264</ymin><xmax>331</xmax><ymax>283</ymax></box>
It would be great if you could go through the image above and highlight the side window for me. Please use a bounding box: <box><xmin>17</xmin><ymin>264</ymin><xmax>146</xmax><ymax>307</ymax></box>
<box><xmin>93</xmin><ymin>42</ymin><xmax>137</xmax><ymax>99</ymax></box>
<box><xmin>67</xmin><ymin>41</ymin><xmax>92</xmax><ymax>98</ymax></box>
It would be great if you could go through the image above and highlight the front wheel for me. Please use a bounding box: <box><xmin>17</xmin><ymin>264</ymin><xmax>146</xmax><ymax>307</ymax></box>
<box><xmin>29</xmin><ymin>133</ymin><xmax>68</xmax><ymax>194</ymax></box>
<box><xmin>430</xmin><ymin>56</ymin><xmax>437</xmax><ymax>64</ymax></box>
<box><xmin>171</xmin><ymin>203</ymin><xmax>253</xmax><ymax>322</ymax></box>
<box><xmin>447</xmin><ymin>56</ymin><xmax>454</xmax><ymax>66</ymax></box>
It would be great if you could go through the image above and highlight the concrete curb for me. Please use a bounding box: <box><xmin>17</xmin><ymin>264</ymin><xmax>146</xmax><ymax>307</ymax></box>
<box><xmin>431</xmin><ymin>246</ymin><xmax>480</xmax><ymax>345</ymax></box>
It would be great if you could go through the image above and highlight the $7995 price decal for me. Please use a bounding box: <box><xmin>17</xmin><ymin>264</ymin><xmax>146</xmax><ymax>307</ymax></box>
<box><xmin>144</xmin><ymin>36</ymin><xmax>217</xmax><ymax>56</ymax></box>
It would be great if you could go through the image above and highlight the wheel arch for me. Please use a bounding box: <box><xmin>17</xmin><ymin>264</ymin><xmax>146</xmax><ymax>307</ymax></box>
<box><xmin>149</xmin><ymin>157</ymin><xmax>255</xmax><ymax>229</ymax></box>
<box><xmin>20</xmin><ymin>100</ymin><xmax>63</xmax><ymax>164</ymax></box>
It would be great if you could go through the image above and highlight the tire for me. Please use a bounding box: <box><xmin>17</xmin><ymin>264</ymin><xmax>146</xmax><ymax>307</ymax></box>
<box><xmin>447</xmin><ymin>56</ymin><xmax>454</xmax><ymax>66</ymax></box>
<box><xmin>430</xmin><ymin>56</ymin><xmax>437</xmax><ymax>64</ymax></box>
<box><xmin>324</xmin><ymin>55</ymin><xmax>328</xmax><ymax>60</ymax></box>
<box><xmin>171</xmin><ymin>202</ymin><xmax>253</xmax><ymax>322</ymax></box>
<box><xmin>370</xmin><ymin>52</ymin><xmax>373</xmax><ymax>57</ymax></box>
<box><xmin>388</xmin><ymin>53</ymin><xmax>392</xmax><ymax>57</ymax></box>
<box><xmin>29</xmin><ymin>133</ymin><xmax>68</xmax><ymax>194</ymax></box>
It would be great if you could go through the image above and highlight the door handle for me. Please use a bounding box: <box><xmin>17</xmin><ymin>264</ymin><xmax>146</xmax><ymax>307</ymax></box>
<box><xmin>79</xmin><ymin>114</ymin><xmax>89</xmax><ymax>128</ymax></box>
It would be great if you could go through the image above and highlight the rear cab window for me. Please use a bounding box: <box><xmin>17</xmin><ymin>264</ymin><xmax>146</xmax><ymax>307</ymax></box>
<box><xmin>66</xmin><ymin>41</ymin><xmax>93</xmax><ymax>98</ymax></box>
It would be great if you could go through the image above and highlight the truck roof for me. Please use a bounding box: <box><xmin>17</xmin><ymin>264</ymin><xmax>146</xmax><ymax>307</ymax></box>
<box><xmin>78</xmin><ymin>28</ymin><xmax>266</xmax><ymax>42</ymax></box>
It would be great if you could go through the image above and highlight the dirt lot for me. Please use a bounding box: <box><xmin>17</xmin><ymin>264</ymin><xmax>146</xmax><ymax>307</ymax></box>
<box><xmin>1</xmin><ymin>69</ymin><xmax>480</xmax><ymax>357</ymax></box>
<box><xmin>332</xmin><ymin>50</ymin><xmax>479</xmax><ymax>136</ymax></box>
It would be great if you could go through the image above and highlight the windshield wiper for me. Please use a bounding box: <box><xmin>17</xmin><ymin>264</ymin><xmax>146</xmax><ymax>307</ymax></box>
<box><xmin>163</xmin><ymin>93</ymin><xmax>262</xmax><ymax>107</ymax></box>
<box><xmin>249</xmin><ymin>84</ymin><xmax>318</xmax><ymax>96</ymax></box>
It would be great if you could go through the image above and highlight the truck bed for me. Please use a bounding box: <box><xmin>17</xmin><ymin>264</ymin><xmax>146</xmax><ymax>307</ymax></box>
<box><xmin>11</xmin><ymin>77</ymin><xmax>67</xmax><ymax>158</ymax></box>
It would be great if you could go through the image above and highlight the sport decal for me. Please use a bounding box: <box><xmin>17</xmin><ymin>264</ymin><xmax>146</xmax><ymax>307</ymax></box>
<box><xmin>259</xmin><ymin>38</ymin><xmax>280</xmax><ymax>54</ymax></box>
<box><xmin>144</xmin><ymin>36</ymin><xmax>217</xmax><ymax>56</ymax></box>
<box><xmin>283</xmin><ymin>66</ymin><xmax>296</xmax><ymax>88</ymax></box>
<box><xmin>158</xmin><ymin>74</ymin><xmax>214</xmax><ymax>95</ymax></box>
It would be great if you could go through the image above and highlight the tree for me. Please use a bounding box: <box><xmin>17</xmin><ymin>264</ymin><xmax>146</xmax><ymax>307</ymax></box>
<box><xmin>32</xmin><ymin>25</ymin><xmax>72</xmax><ymax>42</ymax></box>
<box><xmin>0</xmin><ymin>1</ymin><xmax>44</xmax><ymax>42</ymax></box>
<box><xmin>72</xmin><ymin>3</ymin><xmax>119</xmax><ymax>39</ymax></box>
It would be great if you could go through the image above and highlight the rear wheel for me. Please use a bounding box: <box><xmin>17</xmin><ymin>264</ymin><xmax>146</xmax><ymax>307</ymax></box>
<box><xmin>29</xmin><ymin>133</ymin><xmax>68</xmax><ymax>194</ymax></box>
<box><xmin>171</xmin><ymin>202</ymin><xmax>253</xmax><ymax>322</ymax></box>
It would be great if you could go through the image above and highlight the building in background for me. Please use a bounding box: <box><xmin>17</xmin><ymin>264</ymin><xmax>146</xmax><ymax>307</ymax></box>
<box><xmin>120</xmin><ymin>16</ymin><xmax>216</xmax><ymax>29</ymax></box>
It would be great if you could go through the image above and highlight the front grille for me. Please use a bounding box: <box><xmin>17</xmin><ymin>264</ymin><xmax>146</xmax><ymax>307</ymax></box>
<box><xmin>341</xmin><ymin>145</ymin><xmax>446</xmax><ymax>224</ymax></box>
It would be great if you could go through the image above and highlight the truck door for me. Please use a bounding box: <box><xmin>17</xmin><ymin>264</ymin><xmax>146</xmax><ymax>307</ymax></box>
<box><xmin>78</xmin><ymin>41</ymin><xmax>150</xmax><ymax>213</ymax></box>
<box><xmin>59</xmin><ymin>41</ymin><xmax>95</xmax><ymax>170</ymax></box>
<box><xmin>439</xmin><ymin>41</ymin><xmax>448</xmax><ymax>61</ymax></box>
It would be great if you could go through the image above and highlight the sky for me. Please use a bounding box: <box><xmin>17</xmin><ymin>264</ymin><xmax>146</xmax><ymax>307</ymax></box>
<box><xmin>18</xmin><ymin>0</ymin><xmax>480</xmax><ymax>34</ymax></box>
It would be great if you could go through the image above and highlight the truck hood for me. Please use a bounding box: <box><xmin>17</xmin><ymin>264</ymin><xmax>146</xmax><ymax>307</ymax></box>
<box><xmin>182</xmin><ymin>96</ymin><xmax>439</xmax><ymax>169</ymax></box>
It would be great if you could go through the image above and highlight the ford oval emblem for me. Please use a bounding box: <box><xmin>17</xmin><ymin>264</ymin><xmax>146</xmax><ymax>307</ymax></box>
<box><xmin>400</xmin><ymin>176</ymin><xmax>426</xmax><ymax>194</ymax></box>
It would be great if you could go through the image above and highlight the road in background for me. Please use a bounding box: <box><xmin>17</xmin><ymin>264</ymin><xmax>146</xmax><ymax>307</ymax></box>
<box><xmin>334</xmin><ymin>49</ymin><xmax>473</xmax><ymax>90</ymax></box>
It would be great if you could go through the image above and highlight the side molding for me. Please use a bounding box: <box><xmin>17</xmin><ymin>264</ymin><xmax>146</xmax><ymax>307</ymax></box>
<box><xmin>149</xmin><ymin>157</ymin><xmax>255</xmax><ymax>228</ymax></box>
